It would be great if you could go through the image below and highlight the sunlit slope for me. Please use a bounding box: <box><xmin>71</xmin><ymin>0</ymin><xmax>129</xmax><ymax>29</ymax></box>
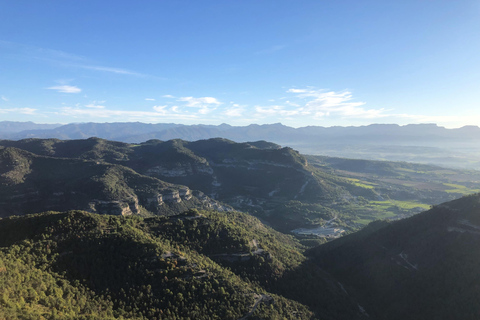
<box><xmin>0</xmin><ymin>210</ymin><xmax>315</xmax><ymax>319</ymax></box>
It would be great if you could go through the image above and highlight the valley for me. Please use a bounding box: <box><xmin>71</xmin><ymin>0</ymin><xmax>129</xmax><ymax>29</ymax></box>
<box><xmin>2</xmin><ymin>137</ymin><xmax>480</xmax><ymax>238</ymax></box>
<box><xmin>1</xmin><ymin>136</ymin><xmax>480</xmax><ymax>319</ymax></box>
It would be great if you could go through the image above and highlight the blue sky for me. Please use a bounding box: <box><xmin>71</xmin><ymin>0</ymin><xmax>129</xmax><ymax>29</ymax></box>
<box><xmin>1</xmin><ymin>0</ymin><xmax>479</xmax><ymax>128</ymax></box>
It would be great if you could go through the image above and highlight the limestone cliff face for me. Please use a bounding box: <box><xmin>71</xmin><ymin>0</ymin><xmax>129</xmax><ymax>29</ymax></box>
<box><xmin>88</xmin><ymin>197</ymin><xmax>139</xmax><ymax>216</ymax></box>
<box><xmin>146</xmin><ymin>188</ymin><xmax>193</xmax><ymax>209</ymax></box>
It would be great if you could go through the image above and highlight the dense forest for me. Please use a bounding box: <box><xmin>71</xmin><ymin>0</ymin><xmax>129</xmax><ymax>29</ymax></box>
<box><xmin>0</xmin><ymin>210</ymin><xmax>318</xmax><ymax>320</ymax></box>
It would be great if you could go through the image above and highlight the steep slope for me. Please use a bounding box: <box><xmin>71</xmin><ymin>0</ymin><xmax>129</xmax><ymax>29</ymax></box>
<box><xmin>310</xmin><ymin>193</ymin><xmax>480</xmax><ymax>320</ymax></box>
<box><xmin>0</xmin><ymin>146</ymin><xmax>227</xmax><ymax>218</ymax></box>
<box><xmin>0</xmin><ymin>210</ymin><xmax>314</xmax><ymax>319</ymax></box>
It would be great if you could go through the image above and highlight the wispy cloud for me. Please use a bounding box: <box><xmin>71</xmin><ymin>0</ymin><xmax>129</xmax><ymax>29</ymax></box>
<box><xmin>250</xmin><ymin>88</ymin><xmax>387</xmax><ymax>121</ymax></box>
<box><xmin>222</xmin><ymin>104</ymin><xmax>245</xmax><ymax>117</ymax></box>
<box><xmin>55</xmin><ymin>95</ymin><xmax>228</xmax><ymax>123</ymax></box>
<box><xmin>77</xmin><ymin>65</ymin><xmax>147</xmax><ymax>77</ymax></box>
<box><xmin>152</xmin><ymin>105</ymin><xmax>168</xmax><ymax>113</ymax></box>
<box><xmin>145</xmin><ymin>98</ymin><xmax>156</xmax><ymax>101</ymax></box>
<box><xmin>59</xmin><ymin>106</ymin><xmax>198</xmax><ymax>122</ymax></box>
<box><xmin>178</xmin><ymin>96</ymin><xmax>222</xmax><ymax>107</ymax></box>
<box><xmin>163</xmin><ymin>95</ymin><xmax>175</xmax><ymax>98</ymax></box>
<box><xmin>0</xmin><ymin>107</ymin><xmax>36</xmax><ymax>115</ymax></box>
<box><xmin>1</xmin><ymin>96</ymin><xmax>8</xmax><ymax>101</ymax></box>
<box><xmin>1</xmin><ymin>41</ymin><xmax>152</xmax><ymax>78</ymax></box>
<box><xmin>287</xmin><ymin>88</ymin><xmax>308</xmax><ymax>93</ymax></box>
<box><xmin>286</xmin><ymin>88</ymin><xmax>387</xmax><ymax>119</ymax></box>
<box><xmin>84</xmin><ymin>103</ymin><xmax>105</xmax><ymax>109</ymax></box>
<box><xmin>47</xmin><ymin>85</ymin><xmax>82</xmax><ymax>93</ymax></box>
<box><xmin>255</xmin><ymin>105</ymin><xmax>300</xmax><ymax>117</ymax></box>
<box><xmin>0</xmin><ymin>40</ymin><xmax>85</xmax><ymax>62</ymax></box>
<box><xmin>176</xmin><ymin>96</ymin><xmax>222</xmax><ymax>115</ymax></box>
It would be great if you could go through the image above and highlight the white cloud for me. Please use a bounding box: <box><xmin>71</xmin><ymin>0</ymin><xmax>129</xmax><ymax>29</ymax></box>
<box><xmin>287</xmin><ymin>89</ymin><xmax>307</xmax><ymax>93</ymax></box>
<box><xmin>255</xmin><ymin>105</ymin><xmax>300</xmax><ymax>117</ymax></box>
<box><xmin>178</xmin><ymin>96</ymin><xmax>222</xmax><ymax>107</ymax></box>
<box><xmin>198</xmin><ymin>106</ymin><xmax>214</xmax><ymax>115</ymax></box>
<box><xmin>145</xmin><ymin>98</ymin><xmax>156</xmax><ymax>101</ymax></box>
<box><xmin>47</xmin><ymin>85</ymin><xmax>82</xmax><ymax>93</ymax></box>
<box><xmin>222</xmin><ymin>104</ymin><xmax>245</xmax><ymax>117</ymax></box>
<box><xmin>153</xmin><ymin>105</ymin><xmax>167</xmax><ymax>112</ymax></box>
<box><xmin>0</xmin><ymin>107</ymin><xmax>36</xmax><ymax>115</ymax></box>
<box><xmin>174</xmin><ymin>96</ymin><xmax>222</xmax><ymax>115</ymax></box>
<box><xmin>85</xmin><ymin>103</ymin><xmax>105</xmax><ymax>109</ymax></box>
<box><xmin>163</xmin><ymin>95</ymin><xmax>175</xmax><ymax>98</ymax></box>
<box><xmin>223</xmin><ymin>108</ymin><xmax>244</xmax><ymax>117</ymax></box>
<box><xmin>285</xmin><ymin>100</ymin><xmax>300</xmax><ymax>107</ymax></box>
<box><xmin>1</xmin><ymin>96</ymin><xmax>8</xmax><ymax>101</ymax></box>
<box><xmin>288</xmin><ymin>88</ymin><xmax>387</xmax><ymax>119</ymax></box>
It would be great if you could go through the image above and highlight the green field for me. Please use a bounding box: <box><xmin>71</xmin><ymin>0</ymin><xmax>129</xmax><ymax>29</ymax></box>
<box><xmin>443</xmin><ymin>183</ymin><xmax>480</xmax><ymax>195</ymax></box>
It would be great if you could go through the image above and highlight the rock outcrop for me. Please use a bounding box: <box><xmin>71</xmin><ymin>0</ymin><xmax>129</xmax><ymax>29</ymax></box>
<box><xmin>88</xmin><ymin>197</ymin><xmax>139</xmax><ymax>216</ymax></box>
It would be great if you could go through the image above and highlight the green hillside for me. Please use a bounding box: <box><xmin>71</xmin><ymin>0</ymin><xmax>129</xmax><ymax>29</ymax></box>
<box><xmin>0</xmin><ymin>210</ymin><xmax>315</xmax><ymax>320</ymax></box>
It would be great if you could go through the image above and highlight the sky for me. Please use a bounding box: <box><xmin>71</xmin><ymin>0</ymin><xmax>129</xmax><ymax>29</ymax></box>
<box><xmin>0</xmin><ymin>0</ymin><xmax>479</xmax><ymax>128</ymax></box>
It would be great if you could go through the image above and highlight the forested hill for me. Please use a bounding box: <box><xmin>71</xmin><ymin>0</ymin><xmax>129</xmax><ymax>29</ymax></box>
<box><xmin>0</xmin><ymin>137</ymin><xmax>348</xmax><ymax>231</ymax></box>
<box><xmin>0</xmin><ymin>209</ymin><xmax>365</xmax><ymax>320</ymax></box>
<box><xmin>309</xmin><ymin>193</ymin><xmax>480</xmax><ymax>320</ymax></box>
<box><xmin>0</xmin><ymin>146</ymin><xmax>229</xmax><ymax>218</ymax></box>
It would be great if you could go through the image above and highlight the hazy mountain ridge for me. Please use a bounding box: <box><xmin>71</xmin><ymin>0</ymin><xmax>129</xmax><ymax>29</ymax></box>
<box><xmin>3</xmin><ymin>121</ymin><xmax>480</xmax><ymax>168</ymax></box>
<box><xmin>0</xmin><ymin>121</ymin><xmax>61</xmax><ymax>134</ymax></box>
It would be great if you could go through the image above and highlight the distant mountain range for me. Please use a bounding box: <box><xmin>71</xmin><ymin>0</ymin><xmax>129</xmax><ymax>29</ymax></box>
<box><xmin>2</xmin><ymin>121</ymin><xmax>480</xmax><ymax>169</ymax></box>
